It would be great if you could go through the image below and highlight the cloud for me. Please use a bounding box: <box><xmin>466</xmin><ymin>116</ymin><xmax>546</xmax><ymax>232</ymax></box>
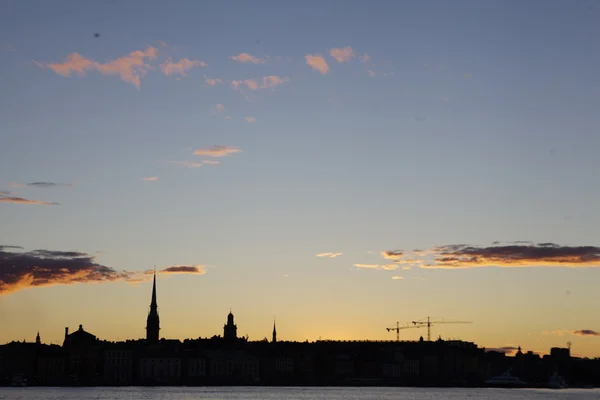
<box><xmin>368</xmin><ymin>70</ymin><xmax>376</xmax><ymax>78</ymax></box>
<box><xmin>316</xmin><ymin>252</ymin><xmax>342</xmax><ymax>258</ymax></box>
<box><xmin>543</xmin><ymin>330</ymin><xmax>570</xmax><ymax>336</ymax></box>
<box><xmin>381</xmin><ymin>250</ymin><xmax>404</xmax><ymax>260</ymax></box>
<box><xmin>353</xmin><ymin>264</ymin><xmax>398</xmax><ymax>271</ymax></box>
<box><xmin>215</xmin><ymin>104</ymin><xmax>225</xmax><ymax>113</ymax></box>
<box><xmin>205</xmin><ymin>78</ymin><xmax>223</xmax><ymax>86</ymax></box>
<box><xmin>159</xmin><ymin>58</ymin><xmax>206</xmax><ymax>76</ymax></box>
<box><xmin>0</xmin><ymin>246</ymin><xmax>208</xmax><ymax>296</ymax></box>
<box><xmin>142</xmin><ymin>176</ymin><xmax>158</xmax><ymax>181</ymax></box>
<box><xmin>391</xmin><ymin>276</ymin><xmax>404</xmax><ymax>280</ymax></box>
<box><xmin>0</xmin><ymin>190</ymin><xmax>10</xmax><ymax>196</ymax></box>
<box><xmin>231</xmin><ymin>75</ymin><xmax>289</xmax><ymax>90</ymax></box>
<box><xmin>193</xmin><ymin>146</ymin><xmax>241</xmax><ymax>157</ymax></box>
<box><xmin>229</xmin><ymin>53</ymin><xmax>267</xmax><ymax>64</ymax></box>
<box><xmin>162</xmin><ymin>160</ymin><xmax>220</xmax><ymax>168</ymax></box>
<box><xmin>0</xmin><ymin>195</ymin><xmax>58</xmax><ymax>205</ymax></box>
<box><xmin>573</xmin><ymin>330</ymin><xmax>600</xmax><ymax>337</ymax></box>
<box><xmin>329</xmin><ymin>47</ymin><xmax>355</xmax><ymax>63</ymax></box>
<box><xmin>420</xmin><ymin>243</ymin><xmax>600</xmax><ymax>268</ymax></box>
<box><xmin>305</xmin><ymin>54</ymin><xmax>329</xmax><ymax>75</ymax></box>
<box><xmin>245</xmin><ymin>117</ymin><xmax>257</xmax><ymax>123</ymax></box>
<box><xmin>42</xmin><ymin>46</ymin><xmax>158</xmax><ymax>89</ymax></box>
<box><xmin>160</xmin><ymin>265</ymin><xmax>206</xmax><ymax>275</ymax></box>
<box><xmin>359</xmin><ymin>53</ymin><xmax>371</xmax><ymax>63</ymax></box>
<box><xmin>11</xmin><ymin>182</ymin><xmax>73</xmax><ymax>188</ymax></box>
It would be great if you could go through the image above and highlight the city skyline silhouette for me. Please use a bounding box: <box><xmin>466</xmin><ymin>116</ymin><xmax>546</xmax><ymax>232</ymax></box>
<box><xmin>1</xmin><ymin>0</ymin><xmax>600</xmax><ymax>361</ymax></box>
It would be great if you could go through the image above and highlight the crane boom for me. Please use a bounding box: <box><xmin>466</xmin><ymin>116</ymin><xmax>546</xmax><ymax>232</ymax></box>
<box><xmin>386</xmin><ymin>321</ymin><xmax>423</xmax><ymax>341</ymax></box>
<box><xmin>411</xmin><ymin>316</ymin><xmax>473</xmax><ymax>341</ymax></box>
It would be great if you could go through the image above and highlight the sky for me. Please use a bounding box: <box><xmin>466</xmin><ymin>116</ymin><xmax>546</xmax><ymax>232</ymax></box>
<box><xmin>1</xmin><ymin>0</ymin><xmax>600</xmax><ymax>357</ymax></box>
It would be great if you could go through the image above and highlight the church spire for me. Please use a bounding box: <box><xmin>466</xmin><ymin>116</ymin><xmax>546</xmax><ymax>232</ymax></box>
<box><xmin>146</xmin><ymin>269</ymin><xmax>160</xmax><ymax>343</ymax></box>
<box><xmin>151</xmin><ymin>267</ymin><xmax>157</xmax><ymax>307</ymax></box>
<box><xmin>35</xmin><ymin>331</ymin><xmax>41</xmax><ymax>345</ymax></box>
<box><xmin>272</xmin><ymin>318</ymin><xmax>277</xmax><ymax>343</ymax></box>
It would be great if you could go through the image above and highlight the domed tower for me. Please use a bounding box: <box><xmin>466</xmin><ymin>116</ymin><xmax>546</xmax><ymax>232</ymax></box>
<box><xmin>223</xmin><ymin>310</ymin><xmax>237</xmax><ymax>340</ymax></box>
<box><xmin>145</xmin><ymin>270</ymin><xmax>160</xmax><ymax>343</ymax></box>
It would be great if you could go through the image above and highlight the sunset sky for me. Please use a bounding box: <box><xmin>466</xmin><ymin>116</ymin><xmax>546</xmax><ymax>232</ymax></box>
<box><xmin>1</xmin><ymin>0</ymin><xmax>600</xmax><ymax>357</ymax></box>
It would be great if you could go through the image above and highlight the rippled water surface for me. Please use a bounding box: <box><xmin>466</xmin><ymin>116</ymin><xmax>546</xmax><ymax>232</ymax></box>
<box><xmin>1</xmin><ymin>387</ymin><xmax>599</xmax><ymax>400</ymax></box>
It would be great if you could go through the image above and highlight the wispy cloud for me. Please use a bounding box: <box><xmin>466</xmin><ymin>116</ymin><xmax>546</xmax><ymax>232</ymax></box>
<box><xmin>368</xmin><ymin>70</ymin><xmax>376</xmax><ymax>78</ymax></box>
<box><xmin>142</xmin><ymin>176</ymin><xmax>158</xmax><ymax>181</ymax></box>
<box><xmin>159</xmin><ymin>58</ymin><xmax>206</xmax><ymax>76</ymax></box>
<box><xmin>215</xmin><ymin>104</ymin><xmax>225</xmax><ymax>113</ymax></box>
<box><xmin>11</xmin><ymin>182</ymin><xmax>74</xmax><ymax>188</ymax></box>
<box><xmin>193</xmin><ymin>145</ymin><xmax>241</xmax><ymax>157</ymax></box>
<box><xmin>316</xmin><ymin>252</ymin><xmax>342</xmax><ymax>258</ymax></box>
<box><xmin>0</xmin><ymin>190</ymin><xmax>10</xmax><ymax>196</ymax></box>
<box><xmin>381</xmin><ymin>250</ymin><xmax>404</xmax><ymax>260</ymax></box>
<box><xmin>329</xmin><ymin>46</ymin><xmax>355</xmax><ymax>63</ymax></box>
<box><xmin>145</xmin><ymin>265</ymin><xmax>207</xmax><ymax>275</ymax></box>
<box><xmin>359</xmin><ymin>53</ymin><xmax>371</xmax><ymax>63</ymax></box>
<box><xmin>0</xmin><ymin>195</ymin><xmax>58</xmax><ymax>205</ymax></box>
<box><xmin>229</xmin><ymin>53</ymin><xmax>268</xmax><ymax>64</ymax></box>
<box><xmin>0</xmin><ymin>246</ymin><xmax>208</xmax><ymax>296</ymax></box>
<box><xmin>353</xmin><ymin>264</ymin><xmax>398</xmax><ymax>271</ymax></box>
<box><xmin>543</xmin><ymin>330</ymin><xmax>570</xmax><ymax>336</ymax></box>
<box><xmin>420</xmin><ymin>243</ymin><xmax>600</xmax><ymax>268</ymax></box>
<box><xmin>244</xmin><ymin>117</ymin><xmax>257</xmax><ymax>123</ymax></box>
<box><xmin>391</xmin><ymin>276</ymin><xmax>404</xmax><ymax>280</ymax></box>
<box><xmin>161</xmin><ymin>160</ymin><xmax>220</xmax><ymax>168</ymax></box>
<box><xmin>573</xmin><ymin>330</ymin><xmax>600</xmax><ymax>337</ymax></box>
<box><xmin>305</xmin><ymin>54</ymin><xmax>329</xmax><ymax>75</ymax></box>
<box><xmin>42</xmin><ymin>46</ymin><xmax>158</xmax><ymax>89</ymax></box>
<box><xmin>231</xmin><ymin>75</ymin><xmax>289</xmax><ymax>90</ymax></box>
<box><xmin>205</xmin><ymin>78</ymin><xmax>223</xmax><ymax>86</ymax></box>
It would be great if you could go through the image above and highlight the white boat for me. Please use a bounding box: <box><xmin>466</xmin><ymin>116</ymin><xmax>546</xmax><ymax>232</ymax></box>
<box><xmin>484</xmin><ymin>370</ymin><xmax>527</xmax><ymax>388</ymax></box>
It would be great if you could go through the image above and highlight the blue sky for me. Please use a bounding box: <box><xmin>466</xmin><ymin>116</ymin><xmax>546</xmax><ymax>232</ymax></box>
<box><xmin>1</xmin><ymin>0</ymin><xmax>600</xmax><ymax>355</ymax></box>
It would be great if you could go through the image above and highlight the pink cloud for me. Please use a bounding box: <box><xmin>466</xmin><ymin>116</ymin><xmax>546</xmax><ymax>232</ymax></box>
<box><xmin>229</xmin><ymin>53</ymin><xmax>267</xmax><ymax>64</ymax></box>
<box><xmin>231</xmin><ymin>75</ymin><xmax>289</xmax><ymax>90</ymax></box>
<box><xmin>163</xmin><ymin>160</ymin><xmax>220</xmax><ymax>168</ymax></box>
<box><xmin>0</xmin><ymin>196</ymin><xmax>58</xmax><ymax>206</ymax></box>
<box><xmin>316</xmin><ymin>252</ymin><xmax>343</xmax><ymax>258</ymax></box>
<box><xmin>44</xmin><ymin>46</ymin><xmax>158</xmax><ymax>89</ymax></box>
<box><xmin>245</xmin><ymin>117</ymin><xmax>257</xmax><ymax>123</ymax></box>
<box><xmin>193</xmin><ymin>146</ymin><xmax>241</xmax><ymax>157</ymax></box>
<box><xmin>205</xmin><ymin>78</ymin><xmax>223</xmax><ymax>86</ymax></box>
<box><xmin>329</xmin><ymin>46</ymin><xmax>355</xmax><ymax>63</ymax></box>
<box><xmin>159</xmin><ymin>58</ymin><xmax>207</xmax><ymax>76</ymax></box>
<box><xmin>305</xmin><ymin>54</ymin><xmax>329</xmax><ymax>75</ymax></box>
<box><xmin>142</xmin><ymin>176</ymin><xmax>158</xmax><ymax>181</ymax></box>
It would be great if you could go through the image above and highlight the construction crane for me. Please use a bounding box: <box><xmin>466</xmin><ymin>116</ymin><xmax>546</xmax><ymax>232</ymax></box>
<box><xmin>411</xmin><ymin>316</ymin><xmax>473</xmax><ymax>341</ymax></box>
<box><xmin>386</xmin><ymin>321</ymin><xmax>424</xmax><ymax>342</ymax></box>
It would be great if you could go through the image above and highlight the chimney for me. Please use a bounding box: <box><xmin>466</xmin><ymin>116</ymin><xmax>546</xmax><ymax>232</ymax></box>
<box><xmin>64</xmin><ymin>327</ymin><xmax>69</xmax><ymax>339</ymax></box>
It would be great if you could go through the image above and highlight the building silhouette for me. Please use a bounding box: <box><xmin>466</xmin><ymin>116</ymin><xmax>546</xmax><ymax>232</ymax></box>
<box><xmin>223</xmin><ymin>310</ymin><xmax>237</xmax><ymax>340</ymax></box>
<box><xmin>3</xmin><ymin>272</ymin><xmax>600</xmax><ymax>387</ymax></box>
<box><xmin>145</xmin><ymin>271</ymin><xmax>160</xmax><ymax>343</ymax></box>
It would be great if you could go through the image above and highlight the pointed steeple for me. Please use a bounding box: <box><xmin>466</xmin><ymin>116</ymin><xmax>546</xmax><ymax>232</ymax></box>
<box><xmin>272</xmin><ymin>318</ymin><xmax>277</xmax><ymax>343</ymax></box>
<box><xmin>35</xmin><ymin>331</ymin><xmax>41</xmax><ymax>345</ymax></box>
<box><xmin>146</xmin><ymin>269</ymin><xmax>160</xmax><ymax>343</ymax></box>
<box><xmin>151</xmin><ymin>268</ymin><xmax>157</xmax><ymax>307</ymax></box>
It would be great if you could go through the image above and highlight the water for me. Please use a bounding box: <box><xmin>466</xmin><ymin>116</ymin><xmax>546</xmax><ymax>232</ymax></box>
<box><xmin>1</xmin><ymin>387</ymin><xmax>599</xmax><ymax>400</ymax></box>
